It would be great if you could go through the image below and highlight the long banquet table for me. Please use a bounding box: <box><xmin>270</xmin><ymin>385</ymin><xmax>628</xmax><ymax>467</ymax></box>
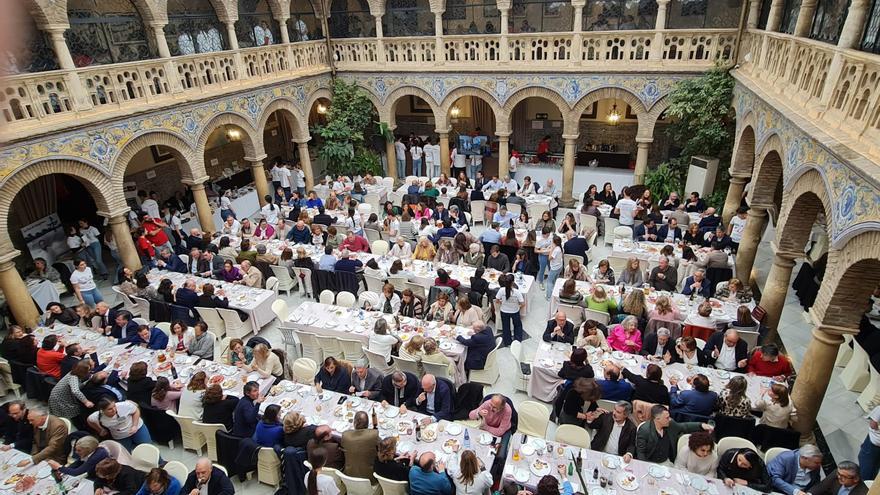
<box><xmin>502</xmin><ymin>433</ymin><xmax>766</xmax><ymax>495</ymax></box>
<box><xmin>260</xmin><ymin>380</ymin><xmax>498</xmax><ymax>465</ymax></box>
<box><xmin>611</xmin><ymin>239</ymin><xmax>734</xmax><ymax>268</ymax></box>
<box><xmin>527</xmin><ymin>340</ymin><xmax>775</xmax><ymax>404</ymax></box>
<box><xmin>33</xmin><ymin>324</ymin><xmax>275</xmax><ymax>397</ymax></box>
<box><xmin>145</xmin><ymin>268</ymin><xmax>276</xmax><ymax>335</ymax></box>
<box><xmin>286</xmin><ymin>302</ymin><xmax>469</xmax><ymax>386</ymax></box>
<box><xmin>0</xmin><ymin>449</ymin><xmax>93</xmax><ymax>495</ymax></box>
<box><xmin>548</xmin><ymin>278</ymin><xmax>752</xmax><ymax>325</ymax></box>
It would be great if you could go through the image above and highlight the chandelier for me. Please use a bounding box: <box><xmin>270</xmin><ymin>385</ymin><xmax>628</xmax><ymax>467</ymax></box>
<box><xmin>450</xmin><ymin>105</ymin><xmax>461</xmax><ymax>118</ymax></box>
<box><xmin>607</xmin><ymin>101</ymin><xmax>620</xmax><ymax>126</ymax></box>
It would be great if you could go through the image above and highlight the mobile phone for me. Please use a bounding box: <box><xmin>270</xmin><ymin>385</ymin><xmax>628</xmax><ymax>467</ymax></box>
<box><xmin>337</xmin><ymin>396</ymin><xmax>347</xmax><ymax>405</ymax></box>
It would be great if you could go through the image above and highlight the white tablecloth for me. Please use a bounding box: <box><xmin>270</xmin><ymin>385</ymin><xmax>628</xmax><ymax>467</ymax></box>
<box><xmin>27</xmin><ymin>280</ymin><xmax>61</xmax><ymax>313</ymax></box>
<box><xmin>0</xmin><ymin>449</ymin><xmax>93</xmax><ymax>495</ymax></box>
<box><xmin>146</xmin><ymin>269</ymin><xmax>276</xmax><ymax>335</ymax></box>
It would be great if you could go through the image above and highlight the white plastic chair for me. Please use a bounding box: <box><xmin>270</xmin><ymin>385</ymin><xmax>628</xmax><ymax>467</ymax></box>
<box><xmin>294</xmin><ymin>330</ymin><xmax>323</xmax><ymax>363</ymax></box>
<box><xmin>112</xmin><ymin>287</ymin><xmax>141</xmax><ymax>316</ymax></box>
<box><xmin>678</xmin><ymin>433</ymin><xmax>691</xmax><ymax>454</ymax></box>
<box><xmin>364</xmin><ymin>347</ymin><xmax>395</xmax><ymax>375</ymax></box>
<box><xmin>471</xmin><ymin>200</ymin><xmax>486</xmax><ymax>224</ymax></box>
<box><xmin>516</xmin><ymin>400</ymin><xmax>550</xmax><ymax>439</ymax></box>
<box><xmin>314</xmin><ymin>334</ymin><xmax>344</xmax><ymax>361</ymax></box>
<box><xmin>764</xmin><ymin>447</ymin><xmax>789</xmax><ymax>464</ymax></box>
<box><xmin>469</xmin><ymin>338</ymin><xmax>502</xmax><ymax>385</ymax></box>
<box><xmin>270</xmin><ymin>265</ymin><xmax>297</xmax><ymax>297</ymax></box>
<box><xmin>179</xmin><ymin>254</ymin><xmax>190</xmax><ymax>266</ymax></box>
<box><xmin>339</xmin><ymin>338</ymin><xmax>366</xmax><ymax>362</ymax></box>
<box><xmin>133</xmin><ymin>317</ymin><xmax>149</xmax><ymax>326</ymax></box>
<box><xmin>388</xmin><ymin>277</ymin><xmax>408</xmax><ymax>291</ymax></box>
<box><xmin>59</xmin><ymin>417</ymin><xmax>73</xmax><ymax>435</ymax></box>
<box><xmin>583</xmin><ymin>308</ymin><xmax>611</xmax><ymax>326</ymax></box>
<box><xmin>131</xmin><ymin>444</ymin><xmax>160</xmax><ymax>471</ymax></box>
<box><xmin>579</xmin><ymin>213</ymin><xmax>598</xmax><ymax>233</ymax></box>
<box><xmin>835</xmin><ymin>334</ymin><xmax>854</xmax><ymax>368</ymax></box>
<box><xmin>154</xmin><ymin>322</ymin><xmax>171</xmax><ymax>337</ymax></box>
<box><xmin>364</xmin><ymin>274</ymin><xmax>385</xmax><ymax>293</ymax></box>
<box><xmin>258</xmin><ymin>447</ymin><xmax>281</xmax><ymax>487</ymax></box>
<box><xmin>371</xmin><ymin>240</ymin><xmax>389</xmax><ymax>255</ymax></box>
<box><xmin>404</xmin><ymin>282</ymin><xmax>426</xmax><ymax>299</ymax></box>
<box><xmin>421</xmin><ymin>359</ymin><xmax>452</xmax><ymax>381</ymax></box>
<box><xmin>613</xmin><ymin>226</ymin><xmax>633</xmax><ymax>241</ymax></box>
<box><xmin>337</xmin><ymin>471</ymin><xmax>378</xmax><ymax>495</ymax></box>
<box><xmin>557</xmin><ymin>303</ymin><xmax>585</xmax><ymax>327</ymax></box>
<box><xmin>364</xmin><ymin>228</ymin><xmax>382</xmax><ymax>244</ymax></box>
<box><xmin>716</xmin><ymin>437</ymin><xmax>757</xmax><ymax>454</ymax></box>
<box><xmin>217</xmin><ymin>307</ymin><xmax>249</xmax><ymax>340</ymax></box>
<box><xmin>130</xmin><ymin>296</ymin><xmax>152</xmax><ymax>321</ymax></box>
<box><xmin>841</xmin><ymin>339</ymin><xmax>871</xmax><ymax>392</ymax></box>
<box><xmin>164</xmin><ymin>460</ymin><xmax>189</xmax><ymax>485</ymax></box>
<box><xmin>190</xmin><ymin>422</ymin><xmax>225</xmax><ymax>461</ymax></box>
<box><xmin>375</xmin><ymin>474</ymin><xmax>408</xmax><ymax>495</ymax></box>
<box><xmin>320</xmin><ymin>290</ymin><xmax>336</xmax><ymax>305</ymax></box>
<box><xmin>195</xmin><ymin>307</ymin><xmax>226</xmax><ymax>339</ymax></box>
<box><xmin>291</xmin><ymin>267</ymin><xmax>313</xmax><ymax>298</ymax></box>
<box><xmin>555</xmin><ymin>424</ymin><xmax>590</xmax><ymax>448</ymax></box>
<box><xmin>858</xmin><ymin>364</ymin><xmax>880</xmax><ymax>411</ymax></box>
<box><xmin>336</xmin><ymin>291</ymin><xmax>357</xmax><ymax>308</ymax></box>
<box><xmin>165</xmin><ymin>410</ymin><xmax>205</xmax><ymax>452</ymax></box>
<box><xmin>603</xmin><ymin>217</ymin><xmax>619</xmax><ymax>245</ymax></box>
<box><xmin>271</xmin><ymin>299</ymin><xmax>290</xmax><ymax>322</ymax></box>
<box><xmin>394</xmin><ymin>355</ymin><xmax>422</xmax><ymax>377</ymax></box>
<box><xmin>510</xmin><ymin>340</ymin><xmax>530</xmax><ymax>393</ymax></box>
<box><xmin>562</xmin><ymin>254</ymin><xmax>585</xmax><ymax>268</ymax></box>
<box><xmin>293</xmin><ymin>358</ymin><xmax>318</xmax><ymax>384</ymax></box>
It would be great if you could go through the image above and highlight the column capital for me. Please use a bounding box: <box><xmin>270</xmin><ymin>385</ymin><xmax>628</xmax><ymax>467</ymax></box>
<box><xmin>148</xmin><ymin>21</ymin><xmax>168</xmax><ymax>29</ymax></box>
<box><xmin>656</xmin><ymin>0</ymin><xmax>671</xmax><ymax>4</ymax></box>
<box><xmin>749</xmin><ymin>204</ymin><xmax>771</xmax><ymax>215</ymax></box>
<box><xmin>106</xmin><ymin>214</ymin><xmax>131</xmax><ymax>225</ymax></box>
<box><xmin>244</xmin><ymin>155</ymin><xmax>268</xmax><ymax>163</ymax></box>
<box><xmin>495</xmin><ymin>131</ymin><xmax>512</xmax><ymax>139</ymax></box>
<box><xmin>434</xmin><ymin>128</ymin><xmax>450</xmax><ymax>136</ymax></box>
<box><xmin>44</xmin><ymin>24</ymin><xmax>70</xmax><ymax>36</ymax></box>
<box><xmin>810</xmin><ymin>327</ymin><xmax>848</xmax><ymax>344</ymax></box>
<box><xmin>562</xmin><ymin>134</ymin><xmax>579</xmax><ymax>141</ymax></box>
<box><xmin>0</xmin><ymin>249</ymin><xmax>22</xmax><ymax>266</ymax></box>
<box><xmin>730</xmin><ymin>174</ymin><xmax>751</xmax><ymax>182</ymax></box>
<box><xmin>636</xmin><ymin>138</ymin><xmax>653</xmax><ymax>145</ymax></box>
<box><xmin>771</xmin><ymin>252</ymin><xmax>798</xmax><ymax>268</ymax></box>
<box><xmin>570</xmin><ymin>0</ymin><xmax>586</xmax><ymax>7</ymax></box>
<box><xmin>181</xmin><ymin>176</ymin><xmax>211</xmax><ymax>186</ymax></box>
<box><xmin>294</xmin><ymin>138</ymin><xmax>311</xmax><ymax>145</ymax></box>
<box><xmin>96</xmin><ymin>207</ymin><xmax>132</xmax><ymax>219</ymax></box>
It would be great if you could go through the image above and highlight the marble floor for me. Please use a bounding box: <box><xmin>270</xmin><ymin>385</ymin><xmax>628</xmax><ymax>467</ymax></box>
<box><xmin>2</xmin><ymin>213</ymin><xmax>866</xmax><ymax>493</ymax></box>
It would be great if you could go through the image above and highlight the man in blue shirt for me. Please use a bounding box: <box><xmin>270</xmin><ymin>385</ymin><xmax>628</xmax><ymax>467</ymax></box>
<box><xmin>409</xmin><ymin>452</ymin><xmax>452</xmax><ymax>495</ymax></box>
<box><xmin>669</xmin><ymin>373</ymin><xmax>717</xmax><ymax>418</ymax></box>
<box><xmin>124</xmin><ymin>325</ymin><xmax>169</xmax><ymax>350</ymax></box>
<box><xmin>318</xmin><ymin>246</ymin><xmax>337</xmax><ymax>271</ymax></box>
<box><xmin>232</xmin><ymin>381</ymin><xmax>263</xmax><ymax>438</ymax></box>
<box><xmin>767</xmin><ymin>445</ymin><xmax>823</xmax><ymax>495</ymax></box>
<box><xmin>430</xmin><ymin>220</ymin><xmax>458</xmax><ymax>244</ymax></box>
<box><xmin>478</xmin><ymin>223</ymin><xmax>502</xmax><ymax>244</ymax></box>
<box><xmin>286</xmin><ymin>220</ymin><xmax>312</xmax><ymax>244</ymax></box>
<box><xmin>334</xmin><ymin>250</ymin><xmax>363</xmax><ymax>273</ymax></box>
<box><xmin>492</xmin><ymin>206</ymin><xmax>516</xmax><ymax>228</ymax></box>
<box><xmin>596</xmin><ymin>366</ymin><xmax>633</xmax><ymax>401</ymax></box>
<box><xmin>481</xmin><ymin>175</ymin><xmax>502</xmax><ymax>192</ymax></box>
<box><xmin>681</xmin><ymin>269</ymin><xmax>712</xmax><ymax>298</ymax></box>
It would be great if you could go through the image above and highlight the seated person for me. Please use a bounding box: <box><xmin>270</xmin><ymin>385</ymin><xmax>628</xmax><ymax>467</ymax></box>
<box><xmin>558</xmin><ymin>348</ymin><xmax>594</xmax><ymax>380</ymax></box>
<box><xmin>559</xmin><ymin>377</ymin><xmax>601</xmax><ymax>427</ymax></box>
<box><xmin>703</xmin><ymin>329</ymin><xmax>749</xmax><ymax>372</ymax></box>
<box><xmin>468</xmin><ymin>395</ymin><xmax>512</xmax><ymax>438</ymax></box>
<box><xmin>334</xmin><ymin>250</ymin><xmax>363</xmax><ymax>273</ymax></box>
<box><xmin>767</xmin><ymin>445</ymin><xmax>822</xmax><ymax>495</ymax></box>
<box><xmin>633</xmin><ymin>218</ymin><xmax>658</xmax><ymax>242</ymax></box>
<box><xmin>456</xmin><ymin>323</ymin><xmax>495</xmax><ymax>372</ymax></box>
<box><xmin>717</xmin><ymin>448</ymin><xmax>772</xmax><ymax>492</ymax></box>
<box><xmin>747</xmin><ymin>343</ymin><xmax>794</xmax><ymax>379</ymax></box>
<box><xmin>641</xmin><ymin>327</ymin><xmax>676</xmax><ymax>361</ymax></box>
<box><xmin>635</xmin><ymin>404</ymin><xmax>712</xmax><ymax>463</ymax></box>
<box><xmin>586</xmin><ymin>401</ymin><xmax>636</xmax><ymax>459</ymax></box>
<box><xmin>123</xmin><ymin>324</ymin><xmax>169</xmax><ymax>350</ymax></box>
<box><xmin>314</xmin><ymin>357</ymin><xmax>351</xmax><ymax>394</ymax></box>
<box><xmin>596</xmin><ymin>364</ymin><xmax>633</xmax><ymax>401</ymax></box>
<box><xmin>380</xmin><ymin>371</ymin><xmax>421</xmax><ymax>411</ymax></box>
<box><xmin>413</xmin><ymin>374</ymin><xmax>454</xmax><ymax>423</ymax></box>
<box><xmin>669</xmin><ymin>373</ymin><xmax>717</xmax><ymax>418</ymax></box>
<box><xmin>681</xmin><ymin>269</ymin><xmax>712</xmax><ymax>298</ymax></box>
<box><xmin>542</xmin><ymin>311</ymin><xmax>575</xmax><ymax>344</ymax></box>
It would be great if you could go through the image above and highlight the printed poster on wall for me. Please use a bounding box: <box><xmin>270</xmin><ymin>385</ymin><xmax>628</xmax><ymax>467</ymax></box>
<box><xmin>21</xmin><ymin>213</ymin><xmax>67</xmax><ymax>265</ymax></box>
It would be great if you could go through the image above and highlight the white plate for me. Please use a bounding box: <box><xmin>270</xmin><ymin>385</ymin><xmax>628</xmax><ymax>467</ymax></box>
<box><xmin>529</xmin><ymin>460</ymin><xmax>551</xmax><ymax>477</ymax></box>
<box><xmin>349</xmin><ymin>398</ymin><xmax>362</xmax><ymax>408</ymax></box>
<box><xmin>440</xmin><ymin>341</ymin><xmax>454</xmax><ymax>351</ymax></box>
<box><xmin>384</xmin><ymin>407</ymin><xmax>400</xmax><ymax>418</ymax></box>
<box><xmin>715</xmin><ymin>370</ymin><xmax>731</xmax><ymax>379</ymax></box>
<box><xmin>649</xmin><ymin>465</ymin><xmax>671</xmax><ymax>478</ymax></box>
<box><xmin>601</xmin><ymin>455</ymin><xmax>621</xmax><ymax>469</ymax></box>
<box><xmin>588</xmin><ymin>488</ymin><xmax>607</xmax><ymax>495</ymax></box>
<box><xmin>478</xmin><ymin>433</ymin><xmax>493</xmax><ymax>445</ymax></box>
<box><xmin>689</xmin><ymin>476</ymin><xmax>710</xmax><ymax>492</ymax></box>
<box><xmin>538</xmin><ymin>358</ymin><xmax>556</xmax><ymax>368</ymax></box>
<box><xmin>520</xmin><ymin>444</ymin><xmax>535</xmax><ymax>456</ymax></box>
<box><xmin>444</xmin><ymin>423</ymin><xmax>462</xmax><ymax>435</ymax></box>
<box><xmin>397</xmin><ymin>441</ymin><xmax>415</xmax><ymax>453</ymax></box>
<box><xmin>513</xmin><ymin>468</ymin><xmax>530</xmax><ymax>483</ymax></box>
<box><xmin>616</xmin><ymin>472</ymin><xmax>639</xmax><ymax>491</ymax></box>
<box><xmin>36</xmin><ymin>464</ymin><xmax>52</xmax><ymax>479</ymax></box>
<box><xmin>527</xmin><ymin>438</ymin><xmax>547</xmax><ymax>451</ymax></box>
<box><xmin>611</xmin><ymin>351</ymin><xmax>625</xmax><ymax>360</ymax></box>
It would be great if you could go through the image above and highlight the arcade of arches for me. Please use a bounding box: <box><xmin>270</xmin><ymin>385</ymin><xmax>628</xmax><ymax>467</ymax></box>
<box><xmin>0</xmin><ymin>0</ymin><xmax>879</xmax><ymax>486</ymax></box>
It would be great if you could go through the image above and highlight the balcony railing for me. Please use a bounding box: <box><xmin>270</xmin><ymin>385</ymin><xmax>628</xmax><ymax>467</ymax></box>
<box><xmin>0</xmin><ymin>40</ymin><xmax>329</xmax><ymax>131</ymax></box>
<box><xmin>737</xmin><ymin>30</ymin><xmax>880</xmax><ymax>157</ymax></box>
<box><xmin>332</xmin><ymin>29</ymin><xmax>737</xmax><ymax>70</ymax></box>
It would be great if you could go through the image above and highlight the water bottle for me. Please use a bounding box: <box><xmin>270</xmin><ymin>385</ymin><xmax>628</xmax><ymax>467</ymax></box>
<box><xmin>463</xmin><ymin>429</ymin><xmax>471</xmax><ymax>449</ymax></box>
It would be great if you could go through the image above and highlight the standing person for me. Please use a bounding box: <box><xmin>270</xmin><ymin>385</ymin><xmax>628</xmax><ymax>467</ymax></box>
<box><xmin>87</xmin><ymin>398</ymin><xmax>153</xmax><ymax>452</ymax></box>
<box><xmin>410</xmin><ymin>139</ymin><xmax>424</xmax><ymax>177</ymax></box>
<box><xmin>395</xmin><ymin>136</ymin><xmax>407</xmax><ymax>179</ymax></box>
<box><xmin>859</xmin><ymin>405</ymin><xmax>880</xmax><ymax>481</ymax></box>
<box><xmin>545</xmin><ymin>236</ymin><xmax>564</xmax><ymax>300</ymax></box>
<box><xmin>536</xmin><ymin>135</ymin><xmax>551</xmax><ymax>164</ymax></box>
<box><xmin>495</xmin><ymin>274</ymin><xmax>525</xmax><ymax>347</ymax></box>
<box><xmin>508</xmin><ymin>150</ymin><xmax>519</xmax><ymax>180</ymax></box>
<box><xmin>70</xmin><ymin>258</ymin><xmax>104</xmax><ymax>307</ymax></box>
<box><xmin>727</xmin><ymin>206</ymin><xmax>749</xmax><ymax>253</ymax></box>
<box><xmin>78</xmin><ymin>219</ymin><xmax>109</xmax><ymax>279</ymax></box>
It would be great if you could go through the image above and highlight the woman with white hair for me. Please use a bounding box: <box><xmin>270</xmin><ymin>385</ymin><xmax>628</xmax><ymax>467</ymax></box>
<box><xmin>607</xmin><ymin>315</ymin><xmax>642</xmax><ymax>353</ymax></box>
<box><xmin>462</xmin><ymin>243</ymin><xmax>484</xmax><ymax>267</ymax></box>
<box><xmin>389</xmin><ymin>237</ymin><xmax>412</xmax><ymax>258</ymax></box>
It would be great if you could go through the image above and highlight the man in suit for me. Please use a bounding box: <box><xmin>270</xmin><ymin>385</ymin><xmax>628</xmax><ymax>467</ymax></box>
<box><xmin>685</xmin><ymin>192</ymin><xmax>706</xmax><ymax>213</ymax></box>
<box><xmin>563</xmin><ymin>230</ymin><xmax>590</xmax><ymax>262</ymax></box>
<box><xmin>635</xmin><ymin>404</ymin><xmax>711</xmax><ymax>463</ymax></box>
<box><xmin>641</xmin><ymin>327</ymin><xmax>676</xmax><ymax>360</ymax></box>
<box><xmin>473</xmin><ymin>171</ymin><xmax>488</xmax><ymax>192</ymax></box>
<box><xmin>696</xmin><ymin>241</ymin><xmax>730</xmax><ymax>270</ymax></box>
<box><xmin>196</xmin><ymin>250</ymin><xmax>224</xmax><ymax>279</ymax></box>
<box><xmin>312</xmin><ymin>207</ymin><xmax>336</xmax><ymax>227</ymax></box>
<box><xmin>456</xmin><ymin>322</ymin><xmax>496</xmax><ymax>372</ymax></box>
<box><xmin>232</xmin><ymin>381</ymin><xmax>263</xmax><ymax>438</ymax></box>
<box><xmin>340</xmin><ymin>411</ymin><xmax>379</xmax><ymax>480</ymax></box>
<box><xmin>682</xmin><ymin>268</ymin><xmax>712</xmax><ymax>298</ymax></box>
<box><xmin>182</xmin><ymin>458</ymin><xmax>235</xmax><ymax>495</ymax></box>
<box><xmin>430</xmin><ymin>220</ymin><xmax>458</xmax><ymax>244</ymax></box>
<box><xmin>587</xmin><ymin>401</ymin><xmax>636</xmax><ymax>459</ymax></box>
<box><xmin>238</xmin><ymin>260</ymin><xmax>263</xmax><ymax>288</ymax></box>
<box><xmin>633</xmin><ymin>218</ymin><xmax>659</xmax><ymax>242</ymax></box>
<box><xmin>109</xmin><ymin>310</ymin><xmax>138</xmax><ymax>340</ymax></box>
<box><xmin>542</xmin><ymin>311</ymin><xmax>575</xmax><ymax>344</ymax></box>
<box><xmin>808</xmin><ymin>461</ymin><xmax>867</xmax><ymax>495</ymax></box>
<box><xmin>380</xmin><ymin>371</ymin><xmax>421</xmax><ymax>411</ymax></box>
<box><xmin>157</xmin><ymin>248</ymin><xmax>186</xmax><ymax>273</ymax></box>
<box><xmin>596</xmin><ymin>364</ymin><xmax>633</xmax><ymax>401</ymax></box>
<box><xmin>657</xmin><ymin>218</ymin><xmax>682</xmax><ymax>243</ymax></box>
<box><xmin>94</xmin><ymin>302</ymin><xmax>114</xmax><ymax>334</ymax></box>
<box><xmin>22</xmin><ymin>407</ymin><xmax>67</xmax><ymax>466</ymax></box>
<box><xmin>174</xmin><ymin>280</ymin><xmax>199</xmax><ymax>309</ymax></box>
<box><xmin>126</xmin><ymin>325</ymin><xmax>169</xmax><ymax>350</ymax></box>
<box><xmin>697</xmin><ymin>207</ymin><xmax>722</xmax><ymax>234</ymax></box>
<box><xmin>413</xmin><ymin>374</ymin><xmax>454</xmax><ymax>422</ymax></box>
<box><xmin>185</xmin><ymin>228</ymin><xmax>206</xmax><ymax>252</ymax></box>
<box><xmin>0</xmin><ymin>401</ymin><xmax>32</xmax><ymax>454</ymax></box>
<box><xmin>196</xmin><ymin>283</ymin><xmax>230</xmax><ymax>310</ymax></box>
<box><xmin>82</xmin><ymin>371</ymin><xmax>126</xmax><ymax>404</ymax></box>
<box><xmin>768</xmin><ymin>445</ymin><xmax>823</xmax><ymax>495</ymax></box>
<box><xmin>349</xmin><ymin>360</ymin><xmax>382</xmax><ymax>400</ymax></box>
<box><xmin>703</xmin><ymin>329</ymin><xmax>749</xmax><ymax>372</ymax></box>
<box><xmin>60</xmin><ymin>343</ymin><xmax>86</xmax><ymax>377</ymax></box>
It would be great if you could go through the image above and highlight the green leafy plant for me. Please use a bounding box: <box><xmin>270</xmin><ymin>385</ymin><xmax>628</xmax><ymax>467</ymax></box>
<box><xmin>645</xmin><ymin>159</ymin><xmax>685</xmax><ymax>204</ymax></box>
<box><xmin>311</xmin><ymin>79</ymin><xmax>379</xmax><ymax>177</ymax></box>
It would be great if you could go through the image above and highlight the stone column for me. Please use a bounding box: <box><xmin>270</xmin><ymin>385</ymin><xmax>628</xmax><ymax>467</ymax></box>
<box><xmin>106</xmin><ymin>214</ymin><xmax>141</xmax><ymax>270</ymax></box>
<box><xmin>633</xmin><ymin>140</ymin><xmax>652</xmax><ymax>185</ymax></box>
<box><xmin>296</xmin><ymin>140</ymin><xmax>315</xmax><ymax>190</ymax></box>
<box><xmin>278</xmin><ymin>16</ymin><xmax>291</xmax><ymax>43</ymax></box>
<box><xmin>385</xmin><ymin>135</ymin><xmax>399</xmax><ymax>183</ymax></box>
<box><xmin>225</xmin><ymin>21</ymin><xmax>247</xmax><ymax>77</ymax></box>
<box><xmin>149</xmin><ymin>22</ymin><xmax>172</xmax><ymax>58</ymax></box>
<box><xmin>498</xmin><ymin>0</ymin><xmax>511</xmax><ymax>63</ymax></box>
<box><xmin>735</xmin><ymin>205</ymin><xmax>769</xmax><ymax>283</ymax></box>
<box><xmin>433</xmin><ymin>12</ymin><xmax>445</xmax><ymax>65</ymax></box>
<box><xmin>497</xmin><ymin>132</ymin><xmax>511</xmax><ymax>179</ymax></box>
<box><xmin>571</xmin><ymin>0</ymin><xmax>585</xmax><ymax>61</ymax></box>
<box><xmin>766</xmin><ymin>0</ymin><xmax>786</xmax><ymax>31</ymax></box>
<box><xmin>819</xmin><ymin>0</ymin><xmax>872</xmax><ymax>106</ymax></box>
<box><xmin>560</xmin><ymin>135</ymin><xmax>579</xmax><ymax>207</ymax></box>
<box><xmin>438</xmin><ymin>130</ymin><xmax>451</xmax><ymax>176</ymax></box>
<box><xmin>188</xmin><ymin>181</ymin><xmax>217</xmax><ymax>234</ymax></box>
<box><xmin>793</xmin><ymin>0</ymin><xmax>819</xmax><ymax>38</ymax></box>
<box><xmin>722</xmin><ymin>175</ymin><xmax>749</xmax><ymax>225</ymax></box>
<box><xmin>374</xmin><ymin>16</ymin><xmax>386</xmax><ymax>64</ymax></box>
<box><xmin>791</xmin><ymin>327</ymin><xmax>846</xmax><ymax>439</ymax></box>
<box><xmin>0</xmin><ymin>253</ymin><xmax>39</xmax><ymax>327</ymax></box>
<box><xmin>245</xmin><ymin>155</ymin><xmax>270</xmax><ymax>206</ymax></box>
<box><xmin>45</xmin><ymin>26</ymin><xmax>92</xmax><ymax>110</ymax></box>
<box><xmin>760</xmin><ymin>251</ymin><xmax>798</xmax><ymax>340</ymax></box>
<box><xmin>747</xmin><ymin>0</ymin><xmax>761</xmax><ymax>29</ymax></box>
<box><xmin>651</xmin><ymin>0</ymin><xmax>671</xmax><ymax>62</ymax></box>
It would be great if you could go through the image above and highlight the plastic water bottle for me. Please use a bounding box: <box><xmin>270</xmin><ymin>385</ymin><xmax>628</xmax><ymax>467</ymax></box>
<box><xmin>463</xmin><ymin>429</ymin><xmax>471</xmax><ymax>449</ymax></box>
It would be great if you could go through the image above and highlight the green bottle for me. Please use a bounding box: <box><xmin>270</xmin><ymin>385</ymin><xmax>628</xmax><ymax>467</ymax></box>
<box><xmin>568</xmin><ymin>462</ymin><xmax>574</xmax><ymax>476</ymax></box>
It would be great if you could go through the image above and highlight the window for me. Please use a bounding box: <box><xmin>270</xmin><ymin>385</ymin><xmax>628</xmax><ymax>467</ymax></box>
<box><xmin>862</xmin><ymin>0</ymin><xmax>880</xmax><ymax>53</ymax></box>
<box><xmin>583</xmin><ymin>0</ymin><xmax>658</xmax><ymax>31</ymax></box>
<box><xmin>236</xmin><ymin>0</ymin><xmax>281</xmax><ymax>48</ymax></box>
<box><xmin>329</xmin><ymin>0</ymin><xmax>374</xmax><ymax>38</ymax></box>
<box><xmin>780</xmin><ymin>0</ymin><xmax>802</xmax><ymax>34</ymax></box>
<box><xmin>289</xmin><ymin>0</ymin><xmax>323</xmax><ymax>41</ymax></box>
<box><xmin>667</xmin><ymin>0</ymin><xmax>743</xmax><ymax>29</ymax></box>
<box><xmin>809</xmin><ymin>0</ymin><xmax>850</xmax><ymax>44</ymax></box>
<box><xmin>509</xmin><ymin>0</ymin><xmax>574</xmax><ymax>33</ymax></box>
<box><xmin>0</xmin><ymin>17</ymin><xmax>58</xmax><ymax>74</ymax></box>
<box><xmin>442</xmin><ymin>0</ymin><xmax>501</xmax><ymax>34</ymax></box>
<box><xmin>757</xmin><ymin>0</ymin><xmax>772</xmax><ymax>29</ymax></box>
<box><xmin>166</xmin><ymin>0</ymin><xmax>226</xmax><ymax>56</ymax></box>
<box><xmin>65</xmin><ymin>0</ymin><xmax>156</xmax><ymax>66</ymax></box>
<box><xmin>383</xmin><ymin>0</ymin><xmax>434</xmax><ymax>37</ymax></box>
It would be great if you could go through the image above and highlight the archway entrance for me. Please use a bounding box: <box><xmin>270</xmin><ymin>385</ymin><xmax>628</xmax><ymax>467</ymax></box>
<box><xmin>446</xmin><ymin>95</ymin><xmax>496</xmax><ymax>178</ymax></box>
